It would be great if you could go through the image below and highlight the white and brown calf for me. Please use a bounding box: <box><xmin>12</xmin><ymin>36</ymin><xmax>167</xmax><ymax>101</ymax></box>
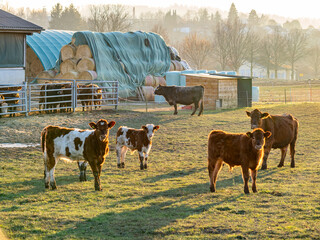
<box><xmin>116</xmin><ymin>124</ymin><xmax>160</xmax><ymax>170</ymax></box>
<box><xmin>41</xmin><ymin>119</ymin><xmax>116</xmax><ymax>191</ymax></box>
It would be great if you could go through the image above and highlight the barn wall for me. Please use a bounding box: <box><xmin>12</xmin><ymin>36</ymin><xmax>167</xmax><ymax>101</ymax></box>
<box><xmin>218</xmin><ymin>79</ymin><xmax>238</xmax><ymax>109</ymax></box>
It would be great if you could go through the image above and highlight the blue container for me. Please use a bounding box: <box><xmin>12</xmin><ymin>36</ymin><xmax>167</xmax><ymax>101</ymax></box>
<box><xmin>208</xmin><ymin>70</ymin><xmax>217</xmax><ymax>74</ymax></box>
<box><xmin>227</xmin><ymin>71</ymin><xmax>236</xmax><ymax>75</ymax></box>
<box><xmin>154</xmin><ymin>94</ymin><xmax>166</xmax><ymax>103</ymax></box>
<box><xmin>252</xmin><ymin>86</ymin><xmax>259</xmax><ymax>102</ymax></box>
<box><xmin>165</xmin><ymin>71</ymin><xmax>181</xmax><ymax>86</ymax></box>
<box><xmin>196</xmin><ymin>70</ymin><xmax>207</xmax><ymax>74</ymax></box>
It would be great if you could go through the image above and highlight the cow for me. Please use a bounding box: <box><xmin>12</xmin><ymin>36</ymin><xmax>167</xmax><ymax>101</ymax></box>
<box><xmin>0</xmin><ymin>86</ymin><xmax>22</xmax><ymax>117</ymax></box>
<box><xmin>154</xmin><ymin>85</ymin><xmax>204</xmax><ymax>116</ymax></box>
<box><xmin>246</xmin><ymin>109</ymin><xmax>299</xmax><ymax>170</ymax></box>
<box><xmin>77</xmin><ymin>83</ymin><xmax>102</xmax><ymax>111</ymax></box>
<box><xmin>39</xmin><ymin>84</ymin><xmax>64</xmax><ymax>113</ymax></box>
<box><xmin>116</xmin><ymin>124</ymin><xmax>160</xmax><ymax>170</ymax></box>
<box><xmin>208</xmin><ymin>128</ymin><xmax>272</xmax><ymax>194</ymax></box>
<box><xmin>0</xmin><ymin>94</ymin><xmax>8</xmax><ymax>117</ymax></box>
<box><xmin>41</xmin><ymin>119</ymin><xmax>116</xmax><ymax>191</ymax></box>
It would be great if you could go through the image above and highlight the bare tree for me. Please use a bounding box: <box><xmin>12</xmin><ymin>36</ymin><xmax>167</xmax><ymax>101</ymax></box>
<box><xmin>246</xmin><ymin>29</ymin><xmax>261</xmax><ymax>77</ymax></box>
<box><xmin>259</xmin><ymin>36</ymin><xmax>273</xmax><ymax>78</ymax></box>
<box><xmin>179</xmin><ymin>32</ymin><xmax>212</xmax><ymax>69</ymax></box>
<box><xmin>151</xmin><ymin>24</ymin><xmax>170</xmax><ymax>44</ymax></box>
<box><xmin>88</xmin><ymin>4</ymin><xmax>132</xmax><ymax>32</ymax></box>
<box><xmin>213</xmin><ymin>20</ymin><xmax>229</xmax><ymax>70</ymax></box>
<box><xmin>286</xmin><ymin>29</ymin><xmax>307</xmax><ymax>80</ymax></box>
<box><xmin>307</xmin><ymin>44</ymin><xmax>320</xmax><ymax>78</ymax></box>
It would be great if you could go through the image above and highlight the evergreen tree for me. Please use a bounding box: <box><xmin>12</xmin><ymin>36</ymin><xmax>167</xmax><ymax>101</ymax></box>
<box><xmin>49</xmin><ymin>3</ymin><xmax>63</xmax><ymax>29</ymax></box>
<box><xmin>227</xmin><ymin>3</ymin><xmax>238</xmax><ymax>25</ymax></box>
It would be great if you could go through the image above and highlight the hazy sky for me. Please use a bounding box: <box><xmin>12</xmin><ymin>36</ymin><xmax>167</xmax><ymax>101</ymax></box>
<box><xmin>4</xmin><ymin>0</ymin><xmax>319</xmax><ymax>19</ymax></box>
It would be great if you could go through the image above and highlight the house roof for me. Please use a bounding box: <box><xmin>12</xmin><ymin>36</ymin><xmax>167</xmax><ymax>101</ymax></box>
<box><xmin>0</xmin><ymin>9</ymin><xmax>43</xmax><ymax>34</ymax></box>
<box><xmin>26</xmin><ymin>30</ymin><xmax>74</xmax><ymax>70</ymax></box>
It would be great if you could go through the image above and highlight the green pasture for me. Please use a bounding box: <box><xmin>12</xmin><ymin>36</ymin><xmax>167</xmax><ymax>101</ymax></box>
<box><xmin>0</xmin><ymin>103</ymin><xmax>319</xmax><ymax>239</ymax></box>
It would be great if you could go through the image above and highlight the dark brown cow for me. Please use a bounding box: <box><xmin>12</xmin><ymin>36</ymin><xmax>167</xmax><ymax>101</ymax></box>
<box><xmin>246</xmin><ymin>109</ymin><xmax>299</xmax><ymax>170</ymax></box>
<box><xmin>154</xmin><ymin>85</ymin><xmax>204</xmax><ymax>116</ymax></box>
<box><xmin>208</xmin><ymin>128</ymin><xmax>271</xmax><ymax>194</ymax></box>
<box><xmin>39</xmin><ymin>84</ymin><xmax>64</xmax><ymax>113</ymax></box>
<box><xmin>77</xmin><ymin>83</ymin><xmax>102</xmax><ymax>111</ymax></box>
<box><xmin>41</xmin><ymin>119</ymin><xmax>116</xmax><ymax>191</ymax></box>
<box><xmin>116</xmin><ymin>124</ymin><xmax>160</xmax><ymax>170</ymax></box>
<box><xmin>0</xmin><ymin>86</ymin><xmax>22</xmax><ymax>117</ymax></box>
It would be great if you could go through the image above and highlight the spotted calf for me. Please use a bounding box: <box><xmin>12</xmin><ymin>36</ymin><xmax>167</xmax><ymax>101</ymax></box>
<box><xmin>116</xmin><ymin>124</ymin><xmax>160</xmax><ymax>170</ymax></box>
<box><xmin>41</xmin><ymin>119</ymin><xmax>116</xmax><ymax>191</ymax></box>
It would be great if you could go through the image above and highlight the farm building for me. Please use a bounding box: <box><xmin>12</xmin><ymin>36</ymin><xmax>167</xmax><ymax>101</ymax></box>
<box><xmin>0</xmin><ymin>9</ymin><xmax>43</xmax><ymax>84</ymax></box>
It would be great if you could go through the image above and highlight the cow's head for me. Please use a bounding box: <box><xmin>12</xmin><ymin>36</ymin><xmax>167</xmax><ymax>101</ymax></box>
<box><xmin>142</xmin><ymin>124</ymin><xmax>160</xmax><ymax>139</ymax></box>
<box><xmin>246</xmin><ymin>128</ymin><xmax>272</xmax><ymax>150</ymax></box>
<box><xmin>89</xmin><ymin>119</ymin><xmax>116</xmax><ymax>142</ymax></box>
<box><xmin>246</xmin><ymin>109</ymin><xmax>270</xmax><ymax>129</ymax></box>
<box><xmin>154</xmin><ymin>85</ymin><xmax>165</xmax><ymax>96</ymax></box>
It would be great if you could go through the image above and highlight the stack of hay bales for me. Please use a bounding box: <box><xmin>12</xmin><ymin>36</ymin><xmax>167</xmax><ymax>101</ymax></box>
<box><xmin>141</xmin><ymin>75</ymin><xmax>167</xmax><ymax>101</ymax></box>
<box><xmin>26</xmin><ymin>46</ymin><xmax>44</xmax><ymax>79</ymax></box>
<box><xmin>36</xmin><ymin>43</ymin><xmax>97</xmax><ymax>82</ymax></box>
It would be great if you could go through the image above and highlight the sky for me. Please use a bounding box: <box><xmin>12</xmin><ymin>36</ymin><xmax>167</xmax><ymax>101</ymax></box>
<box><xmin>2</xmin><ymin>0</ymin><xmax>319</xmax><ymax>20</ymax></box>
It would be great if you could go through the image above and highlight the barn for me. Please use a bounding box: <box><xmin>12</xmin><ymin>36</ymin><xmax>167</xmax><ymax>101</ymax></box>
<box><xmin>0</xmin><ymin>9</ymin><xmax>43</xmax><ymax>84</ymax></box>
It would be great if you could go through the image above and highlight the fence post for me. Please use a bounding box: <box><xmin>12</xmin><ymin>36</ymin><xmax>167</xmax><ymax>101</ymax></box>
<box><xmin>25</xmin><ymin>81</ymin><xmax>28</xmax><ymax>117</ymax></box>
<box><xmin>72</xmin><ymin>80</ymin><xmax>76</xmax><ymax>112</ymax></box>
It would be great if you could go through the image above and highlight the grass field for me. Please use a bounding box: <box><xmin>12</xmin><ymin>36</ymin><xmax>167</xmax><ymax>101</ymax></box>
<box><xmin>0</xmin><ymin>103</ymin><xmax>319</xmax><ymax>239</ymax></box>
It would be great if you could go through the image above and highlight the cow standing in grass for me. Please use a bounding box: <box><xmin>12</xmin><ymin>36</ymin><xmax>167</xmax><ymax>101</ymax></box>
<box><xmin>246</xmin><ymin>109</ymin><xmax>299</xmax><ymax>170</ymax></box>
<box><xmin>154</xmin><ymin>85</ymin><xmax>204</xmax><ymax>116</ymax></box>
<box><xmin>41</xmin><ymin>119</ymin><xmax>116</xmax><ymax>191</ymax></box>
<box><xmin>208</xmin><ymin>128</ymin><xmax>271</xmax><ymax>194</ymax></box>
<box><xmin>116</xmin><ymin>124</ymin><xmax>160</xmax><ymax>170</ymax></box>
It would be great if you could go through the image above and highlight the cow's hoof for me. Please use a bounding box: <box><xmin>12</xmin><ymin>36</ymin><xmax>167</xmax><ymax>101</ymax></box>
<box><xmin>140</xmin><ymin>165</ymin><xmax>144</xmax><ymax>170</ymax></box>
<box><xmin>290</xmin><ymin>164</ymin><xmax>295</xmax><ymax>168</ymax></box>
<box><xmin>121</xmin><ymin>162</ymin><xmax>125</xmax><ymax>168</ymax></box>
<box><xmin>144</xmin><ymin>164</ymin><xmax>148</xmax><ymax>169</ymax></box>
<box><xmin>117</xmin><ymin>163</ymin><xmax>121</xmax><ymax>168</ymax></box>
<box><xmin>261</xmin><ymin>165</ymin><xmax>267</xmax><ymax>170</ymax></box>
<box><xmin>277</xmin><ymin>164</ymin><xmax>284</xmax><ymax>168</ymax></box>
<box><xmin>210</xmin><ymin>186</ymin><xmax>215</xmax><ymax>192</ymax></box>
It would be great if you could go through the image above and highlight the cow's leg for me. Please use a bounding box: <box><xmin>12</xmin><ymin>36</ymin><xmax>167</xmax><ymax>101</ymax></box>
<box><xmin>241</xmin><ymin>166</ymin><xmax>250</xmax><ymax>194</ymax></box>
<box><xmin>139</xmin><ymin>151</ymin><xmax>145</xmax><ymax>170</ymax></box>
<box><xmin>78</xmin><ymin>161</ymin><xmax>88</xmax><ymax>181</ymax></box>
<box><xmin>173</xmin><ymin>104</ymin><xmax>178</xmax><ymax>115</ymax></box>
<box><xmin>144</xmin><ymin>153</ymin><xmax>148</xmax><ymax>169</ymax></box>
<box><xmin>198</xmin><ymin>100</ymin><xmax>204</xmax><ymax>116</ymax></box>
<box><xmin>250</xmin><ymin>169</ymin><xmax>258</xmax><ymax>193</ymax></box>
<box><xmin>119</xmin><ymin>146</ymin><xmax>128</xmax><ymax>168</ymax></box>
<box><xmin>116</xmin><ymin>145</ymin><xmax>122</xmax><ymax>168</ymax></box>
<box><xmin>278</xmin><ymin>146</ymin><xmax>288</xmax><ymax>167</ymax></box>
<box><xmin>89</xmin><ymin>161</ymin><xmax>102</xmax><ymax>191</ymax></box>
<box><xmin>208</xmin><ymin>158</ymin><xmax>223</xmax><ymax>192</ymax></box>
<box><xmin>290</xmin><ymin>141</ymin><xmax>296</xmax><ymax>168</ymax></box>
<box><xmin>44</xmin><ymin>151</ymin><xmax>57</xmax><ymax>190</ymax></box>
<box><xmin>261</xmin><ymin>144</ymin><xmax>272</xmax><ymax>170</ymax></box>
<box><xmin>191</xmin><ymin>101</ymin><xmax>199</xmax><ymax>116</ymax></box>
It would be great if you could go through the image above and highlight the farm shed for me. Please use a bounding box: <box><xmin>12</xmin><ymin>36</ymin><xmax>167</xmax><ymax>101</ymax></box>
<box><xmin>0</xmin><ymin>9</ymin><xmax>43</xmax><ymax>84</ymax></box>
<box><xmin>182</xmin><ymin>73</ymin><xmax>253</xmax><ymax>110</ymax></box>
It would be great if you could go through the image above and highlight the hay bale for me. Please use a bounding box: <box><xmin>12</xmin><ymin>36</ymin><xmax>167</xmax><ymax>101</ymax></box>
<box><xmin>36</xmin><ymin>70</ymin><xmax>57</xmax><ymax>80</ymax></box>
<box><xmin>26</xmin><ymin>46</ymin><xmax>37</xmax><ymax>64</ymax></box>
<box><xmin>62</xmin><ymin>71</ymin><xmax>79</xmax><ymax>80</ymax></box>
<box><xmin>61</xmin><ymin>44</ymin><xmax>76</xmax><ymax>61</ymax></box>
<box><xmin>141</xmin><ymin>86</ymin><xmax>155</xmax><ymax>101</ymax></box>
<box><xmin>145</xmin><ymin>75</ymin><xmax>154</xmax><ymax>86</ymax></box>
<box><xmin>76</xmin><ymin>45</ymin><xmax>92</xmax><ymax>59</ymax></box>
<box><xmin>169</xmin><ymin>62</ymin><xmax>175</xmax><ymax>71</ymax></box>
<box><xmin>172</xmin><ymin>60</ymin><xmax>184</xmax><ymax>71</ymax></box>
<box><xmin>76</xmin><ymin>57</ymin><xmax>95</xmax><ymax>72</ymax></box>
<box><xmin>154</xmin><ymin>76</ymin><xmax>166</xmax><ymax>86</ymax></box>
<box><xmin>54</xmin><ymin>73</ymin><xmax>63</xmax><ymax>79</ymax></box>
<box><xmin>60</xmin><ymin>58</ymin><xmax>78</xmax><ymax>75</ymax></box>
<box><xmin>30</xmin><ymin>58</ymin><xmax>44</xmax><ymax>76</ymax></box>
<box><xmin>78</xmin><ymin>70</ymin><xmax>98</xmax><ymax>80</ymax></box>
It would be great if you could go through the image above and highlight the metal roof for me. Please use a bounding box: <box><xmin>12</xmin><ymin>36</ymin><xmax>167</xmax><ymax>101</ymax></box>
<box><xmin>26</xmin><ymin>30</ymin><xmax>74</xmax><ymax>70</ymax></box>
<box><xmin>0</xmin><ymin>9</ymin><xmax>43</xmax><ymax>33</ymax></box>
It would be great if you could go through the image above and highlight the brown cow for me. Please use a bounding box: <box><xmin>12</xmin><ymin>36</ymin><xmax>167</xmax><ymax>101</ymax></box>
<box><xmin>246</xmin><ymin>109</ymin><xmax>299</xmax><ymax>170</ymax></box>
<box><xmin>208</xmin><ymin>128</ymin><xmax>271</xmax><ymax>194</ymax></box>
<box><xmin>0</xmin><ymin>86</ymin><xmax>22</xmax><ymax>117</ymax></box>
<box><xmin>41</xmin><ymin>119</ymin><xmax>116</xmax><ymax>191</ymax></box>
<box><xmin>0</xmin><ymin>94</ymin><xmax>8</xmax><ymax>117</ymax></box>
<box><xmin>77</xmin><ymin>83</ymin><xmax>102</xmax><ymax>111</ymax></box>
<box><xmin>116</xmin><ymin>124</ymin><xmax>160</xmax><ymax>170</ymax></box>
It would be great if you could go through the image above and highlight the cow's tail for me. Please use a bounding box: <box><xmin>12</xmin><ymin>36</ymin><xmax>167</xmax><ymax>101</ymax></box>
<box><xmin>198</xmin><ymin>86</ymin><xmax>204</xmax><ymax>116</ymax></box>
<box><xmin>40</xmin><ymin>127</ymin><xmax>47</xmax><ymax>153</ymax></box>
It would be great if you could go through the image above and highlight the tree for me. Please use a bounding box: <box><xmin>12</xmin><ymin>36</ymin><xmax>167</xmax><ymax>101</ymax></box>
<box><xmin>248</xmin><ymin>9</ymin><xmax>259</xmax><ymax>27</ymax></box>
<box><xmin>246</xmin><ymin>30</ymin><xmax>261</xmax><ymax>77</ymax></box>
<box><xmin>151</xmin><ymin>24</ymin><xmax>170</xmax><ymax>44</ymax></box>
<box><xmin>307</xmin><ymin>44</ymin><xmax>320</xmax><ymax>78</ymax></box>
<box><xmin>49</xmin><ymin>3</ymin><xmax>63</xmax><ymax>29</ymax></box>
<box><xmin>179</xmin><ymin>32</ymin><xmax>212</xmax><ymax>69</ymax></box>
<box><xmin>227</xmin><ymin>3</ymin><xmax>239</xmax><ymax>25</ymax></box>
<box><xmin>259</xmin><ymin>36</ymin><xmax>273</xmax><ymax>78</ymax></box>
<box><xmin>88</xmin><ymin>4</ymin><xmax>132</xmax><ymax>32</ymax></box>
<box><xmin>213</xmin><ymin>20</ymin><xmax>229</xmax><ymax>70</ymax></box>
<box><xmin>286</xmin><ymin>29</ymin><xmax>307</xmax><ymax>80</ymax></box>
<box><xmin>60</xmin><ymin>4</ymin><xmax>86</xmax><ymax>31</ymax></box>
<box><xmin>27</xmin><ymin>8</ymin><xmax>48</xmax><ymax>28</ymax></box>
<box><xmin>283</xmin><ymin>20</ymin><xmax>302</xmax><ymax>30</ymax></box>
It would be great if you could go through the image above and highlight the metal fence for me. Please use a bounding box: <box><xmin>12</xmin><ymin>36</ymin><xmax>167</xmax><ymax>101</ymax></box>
<box><xmin>0</xmin><ymin>79</ymin><xmax>118</xmax><ymax>117</ymax></box>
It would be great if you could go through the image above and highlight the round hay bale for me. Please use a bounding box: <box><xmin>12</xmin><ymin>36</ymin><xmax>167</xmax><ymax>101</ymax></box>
<box><xmin>141</xmin><ymin>86</ymin><xmax>155</xmax><ymax>101</ymax></box>
<box><xmin>54</xmin><ymin>73</ymin><xmax>63</xmax><ymax>79</ymax></box>
<box><xmin>76</xmin><ymin>45</ymin><xmax>93</xmax><ymax>59</ymax></box>
<box><xmin>172</xmin><ymin>60</ymin><xmax>184</xmax><ymax>71</ymax></box>
<box><xmin>78</xmin><ymin>70</ymin><xmax>98</xmax><ymax>80</ymax></box>
<box><xmin>154</xmin><ymin>76</ymin><xmax>166</xmax><ymax>86</ymax></box>
<box><xmin>30</xmin><ymin>58</ymin><xmax>44</xmax><ymax>76</ymax></box>
<box><xmin>26</xmin><ymin>46</ymin><xmax>37</xmax><ymax>64</ymax></box>
<box><xmin>62</xmin><ymin>71</ymin><xmax>79</xmax><ymax>80</ymax></box>
<box><xmin>61</xmin><ymin>44</ymin><xmax>76</xmax><ymax>61</ymax></box>
<box><xmin>145</xmin><ymin>75</ymin><xmax>154</xmax><ymax>86</ymax></box>
<box><xmin>169</xmin><ymin>61</ymin><xmax>175</xmax><ymax>71</ymax></box>
<box><xmin>36</xmin><ymin>70</ymin><xmax>57</xmax><ymax>80</ymax></box>
<box><xmin>60</xmin><ymin>58</ymin><xmax>77</xmax><ymax>75</ymax></box>
<box><xmin>76</xmin><ymin>57</ymin><xmax>96</xmax><ymax>72</ymax></box>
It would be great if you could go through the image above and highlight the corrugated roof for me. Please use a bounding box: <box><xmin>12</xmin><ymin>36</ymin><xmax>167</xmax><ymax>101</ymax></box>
<box><xmin>0</xmin><ymin>9</ymin><xmax>43</xmax><ymax>33</ymax></box>
<box><xmin>26</xmin><ymin>30</ymin><xmax>74</xmax><ymax>70</ymax></box>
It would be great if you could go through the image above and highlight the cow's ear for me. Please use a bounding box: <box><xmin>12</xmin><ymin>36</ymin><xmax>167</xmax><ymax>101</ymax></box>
<box><xmin>264</xmin><ymin>131</ymin><xmax>272</xmax><ymax>138</ymax></box>
<box><xmin>261</xmin><ymin>113</ymin><xmax>270</xmax><ymax>119</ymax></box>
<box><xmin>246</xmin><ymin>111</ymin><xmax>251</xmax><ymax>117</ymax></box>
<box><xmin>89</xmin><ymin>122</ymin><xmax>97</xmax><ymax>129</ymax></box>
<box><xmin>108</xmin><ymin>121</ymin><xmax>116</xmax><ymax>129</ymax></box>
<box><xmin>246</xmin><ymin>132</ymin><xmax>253</xmax><ymax>138</ymax></box>
<box><xmin>154</xmin><ymin>125</ymin><xmax>160</xmax><ymax>131</ymax></box>
<box><xmin>142</xmin><ymin>125</ymin><xmax>147</xmax><ymax>131</ymax></box>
